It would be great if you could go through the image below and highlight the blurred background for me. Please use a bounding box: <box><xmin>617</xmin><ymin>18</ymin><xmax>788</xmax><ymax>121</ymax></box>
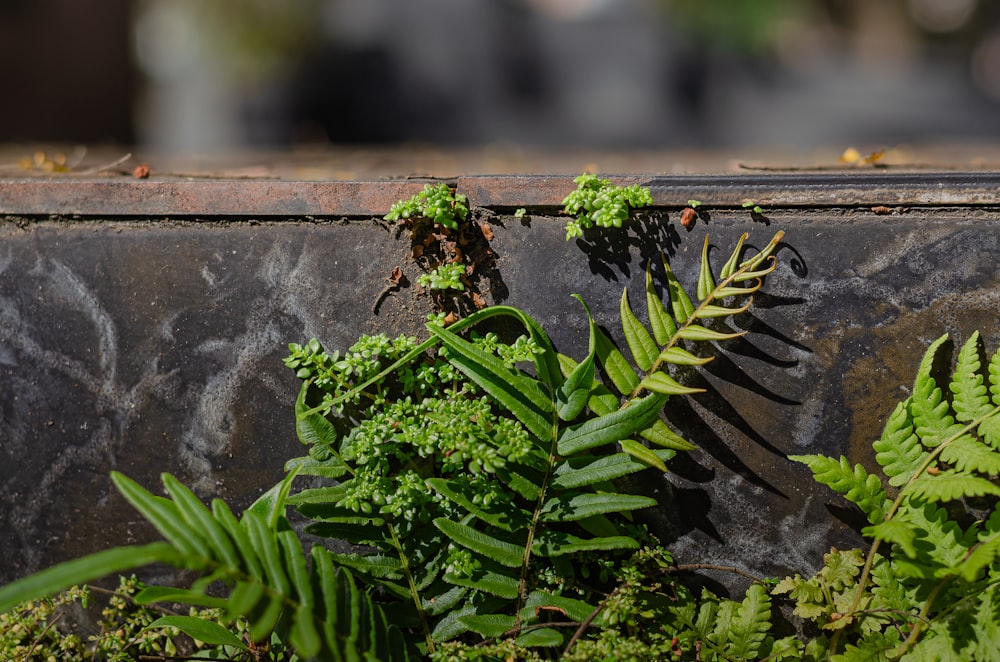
<box><xmin>1</xmin><ymin>0</ymin><xmax>999</xmax><ymax>153</ymax></box>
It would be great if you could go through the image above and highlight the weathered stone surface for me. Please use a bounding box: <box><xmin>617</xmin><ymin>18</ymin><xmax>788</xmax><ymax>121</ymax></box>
<box><xmin>2</xmin><ymin>202</ymin><xmax>999</xmax><ymax>592</ymax></box>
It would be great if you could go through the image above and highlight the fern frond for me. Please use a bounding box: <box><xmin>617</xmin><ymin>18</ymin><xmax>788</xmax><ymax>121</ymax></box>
<box><xmin>697</xmin><ymin>235</ymin><xmax>717</xmax><ymax>301</ymax></box>
<box><xmin>725</xmin><ymin>582</ymin><xmax>773</xmax><ymax>660</ymax></box>
<box><xmin>939</xmin><ymin>435</ymin><xmax>1000</xmax><ymax>475</ymax></box>
<box><xmin>893</xmin><ymin>500</ymin><xmax>969</xmax><ymax>578</ymax></box>
<box><xmin>907</xmin><ymin>470</ymin><xmax>1000</xmax><ymax>502</ymax></box>
<box><xmin>551</xmin><ymin>449</ymin><xmax>675</xmax><ymax>489</ymax></box>
<box><xmin>951</xmin><ymin>332</ymin><xmax>993</xmax><ymax>423</ymax></box>
<box><xmin>540</xmin><ymin>492</ymin><xmax>657</xmax><ymax>522</ymax></box>
<box><xmin>645</xmin><ymin>263</ymin><xmax>676</xmax><ymax>344</ymax></box>
<box><xmin>662</xmin><ymin>259</ymin><xmax>696</xmax><ymax>324</ymax></box>
<box><xmin>872</xmin><ymin>399</ymin><xmax>926</xmax><ymax>488</ymax></box>
<box><xmin>621</xmin><ymin>288</ymin><xmax>658</xmax><ymax>372</ymax></box>
<box><xmin>557</xmin><ymin>392</ymin><xmax>667</xmax><ymax>455</ymax></box>
<box><xmin>790</xmin><ymin>455</ymin><xmax>889</xmax><ymax>524</ymax></box>
<box><xmin>531</xmin><ymin>530</ymin><xmax>640</xmax><ymax>557</ymax></box>
<box><xmin>910</xmin><ymin>334</ymin><xmax>963</xmax><ymax>447</ymax></box>
<box><xmin>433</xmin><ymin>519</ymin><xmax>524</xmax><ymax>568</ymax></box>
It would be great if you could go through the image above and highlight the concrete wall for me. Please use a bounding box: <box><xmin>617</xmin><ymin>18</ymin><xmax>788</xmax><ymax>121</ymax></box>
<box><xmin>2</xmin><ymin>203</ymin><xmax>998</xmax><ymax>589</ymax></box>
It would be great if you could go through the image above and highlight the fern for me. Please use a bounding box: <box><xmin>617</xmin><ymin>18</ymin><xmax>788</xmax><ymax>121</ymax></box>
<box><xmin>283</xmin><ymin>230</ymin><xmax>784</xmax><ymax>652</ymax></box>
<box><xmin>789</xmin><ymin>332</ymin><xmax>1000</xmax><ymax>658</ymax></box>
<box><xmin>0</xmin><ymin>472</ymin><xmax>414</xmax><ymax>661</ymax></box>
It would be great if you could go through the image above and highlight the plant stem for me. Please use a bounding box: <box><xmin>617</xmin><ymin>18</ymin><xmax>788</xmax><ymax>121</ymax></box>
<box><xmin>386</xmin><ymin>520</ymin><xmax>434</xmax><ymax>653</ymax></box>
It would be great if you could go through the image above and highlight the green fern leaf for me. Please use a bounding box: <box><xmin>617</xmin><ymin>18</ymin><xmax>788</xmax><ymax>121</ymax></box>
<box><xmin>911</xmin><ymin>334</ymin><xmax>963</xmax><ymax>447</ymax></box>
<box><xmin>819</xmin><ymin>547</ymin><xmax>865</xmax><ymax>592</ymax></box>
<box><xmin>429</xmin><ymin>322</ymin><xmax>553</xmax><ymax>440</ymax></box>
<box><xmin>446</xmin><ymin>568</ymin><xmax>519</xmax><ymax>599</ymax></box>
<box><xmin>244</xmin><ymin>511</ymin><xmax>292</xmax><ymax>598</ymax></box>
<box><xmin>621</xmin><ymin>288</ymin><xmax>658</xmax><ymax>372</ymax></box>
<box><xmin>872</xmin><ymin>399</ymin><xmax>926</xmax><ymax>487</ymax></box>
<box><xmin>620</xmin><ymin>438</ymin><xmax>669</xmax><ymax>472</ymax></box>
<box><xmin>790</xmin><ymin>455</ymin><xmax>888</xmax><ymax>524</ymax></box>
<box><xmin>640</xmin><ymin>371</ymin><xmax>706</xmax><ymax>395</ymax></box>
<box><xmin>908</xmin><ymin>470</ymin><xmax>1000</xmax><ymax>502</ymax></box>
<box><xmin>663</xmin><ymin>259</ymin><xmax>695</xmax><ymax>324</ymax></box>
<box><xmin>532</xmin><ymin>530</ymin><xmax>640</xmax><ymax>557</ymax></box>
<box><xmin>146</xmin><ymin>616</ymin><xmax>248</xmax><ymax>651</ymax></box>
<box><xmin>556</xmin><ymin>297</ymin><xmax>599</xmax><ymax>422</ymax></box>
<box><xmin>715</xmin><ymin>284</ymin><xmax>761</xmax><ymax>298</ymax></box>
<box><xmin>458</xmin><ymin>613</ymin><xmax>516</xmax><ymax>637</ymax></box>
<box><xmin>726</xmin><ymin>583</ymin><xmax>772</xmax><ymax>660</ymax></box>
<box><xmin>951</xmin><ymin>332</ymin><xmax>993</xmax><ymax>423</ymax></box>
<box><xmin>640</xmin><ymin>418</ymin><xmax>696</xmax><ymax>451</ymax></box>
<box><xmin>646</xmin><ymin>262</ymin><xmax>676</xmax><ymax>344</ymax></box>
<box><xmin>426</xmin><ymin>478</ymin><xmax>530</xmax><ymax>531</ymax></box>
<box><xmin>112</xmin><ymin>472</ymin><xmax>212</xmax><ymax>559</ymax></box>
<box><xmin>719</xmin><ymin>233</ymin><xmax>749</xmax><ymax>280</ymax></box>
<box><xmin>595</xmin><ymin>325</ymin><xmax>641</xmax><ymax>395</ymax></box>
<box><xmin>869</xmin><ymin>554</ymin><xmax>915</xmax><ymax>614</ymax></box>
<box><xmin>540</xmin><ymin>492</ymin><xmax>656</xmax><ymax>522</ymax></box>
<box><xmin>939</xmin><ymin>435</ymin><xmax>1000</xmax><ymax>475</ymax></box>
<box><xmin>979</xmin><ymin>414</ymin><xmax>1000</xmax><ymax>451</ymax></box>
<box><xmin>990</xmin><ymin>344</ymin><xmax>1000</xmax><ymax>405</ymax></box>
<box><xmin>697</xmin><ymin>235</ymin><xmax>716</xmax><ymax>301</ymax></box>
<box><xmin>694</xmin><ymin>301</ymin><xmax>753</xmax><ymax>319</ymax></box>
<box><xmin>675</xmin><ymin>324</ymin><xmax>745</xmax><ymax>342</ymax></box>
<box><xmin>558</xmin><ymin>392</ymin><xmax>667</xmax><ymax>455</ymax></box>
<box><xmin>433</xmin><ymin>519</ymin><xmax>524</xmax><ymax>568</ymax></box>
<box><xmin>960</xmin><ymin>530</ymin><xmax>1000</xmax><ymax>582</ymax></box>
<box><xmin>894</xmin><ymin>501</ymin><xmax>970</xmax><ymax>578</ymax></box>
<box><xmin>517</xmin><ymin>627</ymin><xmax>564</xmax><ymax>648</ymax></box>
<box><xmin>658</xmin><ymin>346</ymin><xmax>713</xmax><ymax>366</ymax></box>
<box><xmin>863</xmin><ymin>519</ymin><xmax>917</xmax><ymax>558</ymax></box>
<box><xmin>162</xmin><ymin>474</ymin><xmax>242</xmax><ymax>570</ymax></box>
<box><xmin>551</xmin><ymin>449</ymin><xmax>674</xmax><ymax>489</ymax></box>
<box><xmin>971</xmin><ymin>586</ymin><xmax>1000</xmax><ymax>662</ymax></box>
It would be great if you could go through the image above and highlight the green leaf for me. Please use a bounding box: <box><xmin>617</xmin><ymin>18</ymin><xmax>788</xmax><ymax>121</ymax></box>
<box><xmin>517</xmin><ymin>627</ymin><xmax>564</xmax><ymax>647</ymax></box>
<box><xmin>426</xmin><ymin>477</ymin><xmax>530</xmax><ymax>531</ymax></box>
<box><xmin>556</xmin><ymin>295</ymin><xmax>598</xmax><ymax>421</ymax></box>
<box><xmin>694</xmin><ymin>301</ymin><xmax>753</xmax><ymax>319</ymax></box>
<box><xmin>646</xmin><ymin>262</ymin><xmax>677</xmax><ymax>344</ymax></box>
<box><xmin>697</xmin><ymin>235</ymin><xmax>717</xmax><ymax>301</ymax></box>
<box><xmin>658</xmin><ymin>346</ymin><xmax>713</xmax><ymax>366</ymax></box>
<box><xmin>863</xmin><ymin>520</ymin><xmax>917</xmax><ymax>558</ymax></box>
<box><xmin>532</xmin><ymin>530</ymin><xmax>640</xmax><ymax>557</ymax></box>
<box><xmin>541</xmin><ymin>491</ymin><xmax>657</xmax><ymax>522</ymax></box>
<box><xmin>134</xmin><ymin>585</ymin><xmax>228</xmax><ymax>609</ymax></box>
<box><xmin>939</xmin><ymin>435</ymin><xmax>1000</xmax><ymax>475</ymax></box>
<box><xmin>907</xmin><ymin>470</ymin><xmax>1000</xmax><ymax>502</ymax></box>
<box><xmin>595</xmin><ymin>325</ymin><xmax>640</xmax><ymax>395</ymax></box>
<box><xmin>428</xmin><ymin>322</ymin><xmax>554</xmax><ymax>440</ymax></box>
<box><xmin>640</xmin><ymin>371</ymin><xmax>706</xmax><ymax>395</ymax></box>
<box><xmin>663</xmin><ymin>259</ymin><xmax>695</xmax><ymax>324</ymax></box>
<box><xmin>552</xmin><ymin>449</ymin><xmax>674</xmax><ymax>489</ymax></box>
<box><xmin>112</xmin><ymin>472</ymin><xmax>210</xmax><ymax>559</ymax></box>
<box><xmin>558</xmin><ymin>392</ymin><xmax>667</xmax><ymax>455</ymax></box>
<box><xmin>620</xmin><ymin>288</ymin><xmax>658</xmax><ymax>372</ymax></box>
<box><xmin>244</xmin><ymin>511</ymin><xmax>291</xmax><ymax>598</ymax></box>
<box><xmin>522</xmin><ymin>591</ymin><xmax>599</xmax><ymax>623</ymax></box>
<box><xmin>950</xmin><ymin>332</ymin><xmax>992</xmax><ymax>423</ymax></box>
<box><xmin>959</xmin><ymin>530</ymin><xmax>1000</xmax><ymax>582</ymax></box>
<box><xmin>640</xmin><ymin>419</ymin><xmax>697</xmax><ymax>451</ymax></box>
<box><xmin>161</xmin><ymin>474</ymin><xmax>240</xmax><ymax>571</ymax></box>
<box><xmin>676</xmin><ymin>324</ymin><xmax>745</xmax><ymax>342</ymax></box>
<box><xmin>294</xmin><ymin>380</ymin><xmax>339</xmax><ymax>448</ymax></box>
<box><xmin>911</xmin><ymin>334</ymin><xmax>962</xmax><ymax>446</ymax></box>
<box><xmin>790</xmin><ymin>455</ymin><xmax>888</xmax><ymax>524</ymax></box>
<box><xmin>146</xmin><ymin>616</ymin><xmax>248</xmax><ymax>650</ymax></box>
<box><xmin>445</xmin><ymin>569</ymin><xmax>519</xmax><ymax>599</ymax></box>
<box><xmin>872</xmin><ymin>399</ymin><xmax>926</xmax><ymax>487</ymax></box>
<box><xmin>620</xmin><ymin>438</ymin><xmax>669</xmax><ymax>472</ymax></box>
<box><xmin>726</xmin><ymin>583</ymin><xmax>772</xmax><ymax>660</ymax></box>
<box><xmin>433</xmin><ymin>519</ymin><xmax>524</xmax><ymax>568</ymax></box>
<box><xmin>719</xmin><ymin>233</ymin><xmax>749</xmax><ymax>280</ymax></box>
<box><xmin>458</xmin><ymin>614</ymin><xmax>516</xmax><ymax>637</ymax></box>
<box><xmin>0</xmin><ymin>542</ymin><xmax>178</xmax><ymax>614</ymax></box>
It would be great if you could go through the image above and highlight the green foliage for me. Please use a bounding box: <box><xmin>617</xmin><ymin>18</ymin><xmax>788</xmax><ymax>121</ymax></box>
<box><xmin>0</xmin><ymin>472</ymin><xmax>414</xmax><ymax>661</ymax></box>
<box><xmin>0</xmin><ymin>228</ymin><xmax>784</xmax><ymax>660</ymax></box>
<box><xmin>0</xmin><ymin>575</ymin><xmax>271</xmax><ymax>661</ymax></box>
<box><xmin>285</xmin><ymin>230</ymin><xmax>783</xmax><ymax>655</ymax></box>
<box><xmin>385</xmin><ymin>183</ymin><xmax>469</xmax><ymax>231</ymax></box>
<box><xmin>788</xmin><ymin>332</ymin><xmax>1000</xmax><ymax>658</ymax></box>
<box><xmin>418</xmin><ymin>262</ymin><xmax>466</xmax><ymax>291</ymax></box>
<box><xmin>561</xmin><ymin>172</ymin><xmax>654</xmax><ymax>240</ymax></box>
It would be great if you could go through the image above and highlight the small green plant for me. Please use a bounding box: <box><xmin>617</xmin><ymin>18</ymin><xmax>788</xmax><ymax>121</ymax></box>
<box><xmin>784</xmin><ymin>331</ymin><xmax>1000</xmax><ymax>658</ymax></box>
<box><xmin>562</xmin><ymin>173</ymin><xmax>654</xmax><ymax>240</ymax></box>
<box><xmin>385</xmin><ymin>183</ymin><xmax>469</xmax><ymax>231</ymax></box>
<box><xmin>514</xmin><ymin>207</ymin><xmax>528</xmax><ymax>218</ymax></box>
<box><xmin>742</xmin><ymin>200</ymin><xmax>765</xmax><ymax>215</ymax></box>
<box><xmin>417</xmin><ymin>262</ymin><xmax>466</xmax><ymax>291</ymax></box>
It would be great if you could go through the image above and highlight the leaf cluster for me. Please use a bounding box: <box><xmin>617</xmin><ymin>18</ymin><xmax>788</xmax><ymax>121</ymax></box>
<box><xmin>417</xmin><ymin>262</ymin><xmax>466</xmax><ymax>291</ymax></box>
<box><xmin>384</xmin><ymin>183</ymin><xmax>469</xmax><ymax>231</ymax></box>
<box><xmin>561</xmin><ymin>173</ymin><xmax>654</xmax><ymax>240</ymax></box>
<box><xmin>789</xmin><ymin>332</ymin><xmax>1000</xmax><ymax>659</ymax></box>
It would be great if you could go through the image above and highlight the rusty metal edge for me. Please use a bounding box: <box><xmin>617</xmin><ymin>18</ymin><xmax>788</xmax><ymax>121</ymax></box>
<box><xmin>0</xmin><ymin>172</ymin><xmax>998</xmax><ymax>217</ymax></box>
